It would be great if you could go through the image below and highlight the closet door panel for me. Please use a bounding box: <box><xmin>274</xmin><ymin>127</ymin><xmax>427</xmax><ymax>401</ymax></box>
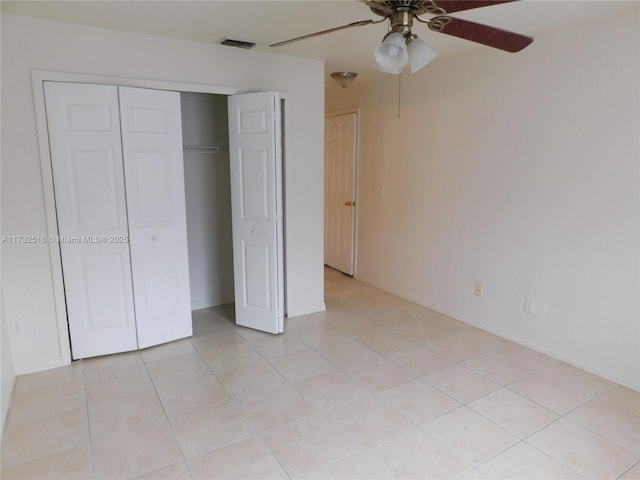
<box><xmin>228</xmin><ymin>92</ymin><xmax>284</xmax><ymax>334</ymax></box>
<box><xmin>129</xmin><ymin>152</ymin><xmax>173</xmax><ymax>226</ymax></box>
<box><xmin>65</xmin><ymin>252</ymin><xmax>134</xmax><ymax>329</ymax></box>
<box><xmin>65</xmin><ymin>149</ymin><xmax>122</xmax><ymax>230</ymax></box>
<box><xmin>44</xmin><ymin>81</ymin><xmax>138</xmax><ymax>359</ymax></box>
<box><xmin>119</xmin><ymin>86</ymin><xmax>192</xmax><ymax>349</ymax></box>
<box><xmin>135</xmin><ymin>249</ymin><xmax>179</xmax><ymax>319</ymax></box>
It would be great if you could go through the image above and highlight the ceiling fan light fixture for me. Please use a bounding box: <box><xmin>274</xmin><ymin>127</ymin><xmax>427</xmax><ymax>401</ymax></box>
<box><xmin>374</xmin><ymin>32</ymin><xmax>409</xmax><ymax>73</ymax></box>
<box><xmin>330</xmin><ymin>72</ymin><xmax>358</xmax><ymax>88</ymax></box>
<box><xmin>406</xmin><ymin>35</ymin><xmax>438</xmax><ymax>73</ymax></box>
<box><xmin>375</xmin><ymin>63</ymin><xmax>402</xmax><ymax>75</ymax></box>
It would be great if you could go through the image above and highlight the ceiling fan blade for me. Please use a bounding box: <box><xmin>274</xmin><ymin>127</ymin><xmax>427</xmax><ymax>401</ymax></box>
<box><xmin>428</xmin><ymin>16</ymin><xmax>533</xmax><ymax>52</ymax></box>
<box><xmin>430</xmin><ymin>1</ymin><xmax>520</xmax><ymax>14</ymax></box>
<box><xmin>270</xmin><ymin>19</ymin><xmax>377</xmax><ymax>47</ymax></box>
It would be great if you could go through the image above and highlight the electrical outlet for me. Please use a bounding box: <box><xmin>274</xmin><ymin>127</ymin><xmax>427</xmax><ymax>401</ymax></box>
<box><xmin>524</xmin><ymin>298</ymin><xmax>536</xmax><ymax>315</ymax></box>
<box><xmin>474</xmin><ymin>283</ymin><xmax>483</xmax><ymax>297</ymax></box>
<box><xmin>12</xmin><ymin>320</ymin><xmax>24</xmax><ymax>335</ymax></box>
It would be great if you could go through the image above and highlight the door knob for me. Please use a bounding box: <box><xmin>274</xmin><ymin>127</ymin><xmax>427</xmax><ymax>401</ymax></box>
<box><xmin>344</xmin><ymin>201</ymin><xmax>355</xmax><ymax>207</ymax></box>
<box><xmin>152</xmin><ymin>235</ymin><xmax>159</xmax><ymax>242</ymax></box>
<box><xmin>251</xmin><ymin>228</ymin><xmax>257</xmax><ymax>235</ymax></box>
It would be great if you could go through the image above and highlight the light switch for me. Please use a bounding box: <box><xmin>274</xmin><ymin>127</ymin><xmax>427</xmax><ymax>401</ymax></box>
<box><xmin>373</xmin><ymin>184</ymin><xmax>385</xmax><ymax>197</ymax></box>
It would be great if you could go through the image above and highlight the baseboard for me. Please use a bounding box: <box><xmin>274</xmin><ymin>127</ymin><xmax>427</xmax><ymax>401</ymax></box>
<box><xmin>191</xmin><ymin>295</ymin><xmax>234</xmax><ymax>311</ymax></box>
<box><xmin>350</xmin><ymin>274</ymin><xmax>639</xmax><ymax>392</ymax></box>
<box><xmin>0</xmin><ymin>375</ymin><xmax>16</xmax><ymax>444</ymax></box>
<box><xmin>12</xmin><ymin>355</ymin><xmax>70</xmax><ymax>376</ymax></box>
<box><xmin>353</xmin><ymin>273</ymin><xmax>417</xmax><ymax>304</ymax></box>
<box><xmin>287</xmin><ymin>302</ymin><xmax>326</xmax><ymax>318</ymax></box>
<box><xmin>417</xmin><ymin>301</ymin><xmax>640</xmax><ymax>392</ymax></box>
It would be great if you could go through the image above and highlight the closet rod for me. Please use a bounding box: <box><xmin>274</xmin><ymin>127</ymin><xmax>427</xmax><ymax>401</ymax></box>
<box><xmin>183</xmin><ymin>146</ymin><xmax>229</xmax><ymax>153</ymax></box>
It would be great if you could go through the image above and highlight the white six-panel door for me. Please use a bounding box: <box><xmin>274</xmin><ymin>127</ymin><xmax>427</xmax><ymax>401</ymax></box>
<box><xmin>119</xmin><ymin>86</ymin><xmax>193</xmax><ymax>349</ymax></box>
<box><xmin>44</xmin><ymin>82</ymin><xmax>138</xmax><ymax>358</ymax></box>
<box><xmin>324</xmin><ymin>113</ymin><xmax>357</xmax><ymax>275</ymax></box>
<box><xmin>228</xmin><ymin>92</ymin><xmax>284</xmax><ymax>334</ymax></box>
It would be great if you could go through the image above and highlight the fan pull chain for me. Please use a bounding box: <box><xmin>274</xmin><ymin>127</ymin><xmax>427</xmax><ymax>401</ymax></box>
<box><xmin>397</xmin><ymin>68</ymin><xmax>402</xmax><ymax>118</ymax></box>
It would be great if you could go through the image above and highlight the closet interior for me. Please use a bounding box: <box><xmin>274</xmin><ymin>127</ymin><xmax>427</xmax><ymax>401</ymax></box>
<box><xmin>180</xmin><ymin>92</ymin><xmax>235</xmax><ymax>313</ymax></box>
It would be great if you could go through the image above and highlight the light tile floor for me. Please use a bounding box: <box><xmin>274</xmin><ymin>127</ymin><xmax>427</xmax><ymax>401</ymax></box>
<box><xmin>2</xmin><ymin>267</ymin><xmax>639</xmax><ymax>479</ymax></box>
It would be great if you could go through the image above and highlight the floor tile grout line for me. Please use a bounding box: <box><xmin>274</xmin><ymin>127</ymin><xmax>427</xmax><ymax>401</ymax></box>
<box><xmin>618</xmin><ymin>459</ymin><xmax>640</xmax><ymax>479</ymax></box>
<box><xmin>87</xmin><ymin>348</ymin><xmax>193</xmax><ymax>478</ymax></box>
<box><xmin>501</xmin><ymin>382</ymin><xmax>574</xmax><ymax>415</ymax></box>
<box><xmin>176</xmin><ymin>329</ymin><xmax>273</xmax><ymax>466</ymax></box>
<box><xmin>419</xmin><ymin>403</ymin><xmax>521</xmax><ymax>464</ymax></box>
<box><xmin>81</xmin><ymin>362</ymin><xmax>97</xmax><ymax>480</ymax></box>
<box><xmin>2</xmin><ymin>407</ymin><xmax>93</xmax><ymax>467</ymax></box>
<box><xmin>287</xmin><ymin>410</ymin><xmax>418</xmax><ymax>479</ymax></box>
<box><xmin>522</xmin><ymin>411</ymin><xmax>639</xmax><ymax>478</ymax></box>
<box><xmin>502</xmin><ymin>372</ymin><xmax>618</xmax><ymax>417</ymax></box>
<box><xmin>2</xmin><ymin>375</ymin><xmax>87</xmax><ymax>428</ymax></box>
<box><xmin>477</xmin><ymin>437</ymin><xmax>588</xmax><ymax>480</ymax></box>
<box><xmin>138</xmin><ymin>352</ymin><xmax>194</xmax><ymax>477</ymax></box>
<box><xmin>465</xmin><ymin>388</ymin><xmax>560</xmax><ymax>437</ymax></box>
<box><xmin>372</xmin><ymin>379</ymin><xmax>463</xmax><ymax>427</ymax></box>
<box><xmin>219</xmin><ymin>323</ymin><xmax>367</xmax><ymax>435</ymax></box>
<box><xmin>186</xmin><ymin>317</ymin><xmax>306</xmax><ymax>479</ymax></box>
<box><xmin>6</xmin><ymin>363</ymin><xmax>74</xmax><ymax>446</ymax></box>
<box><xmin>560</xmin><ymin>413</ymin><xmax>640</xmax><ymax>459</ymax></box>
<box><xmin>520</xmin><ymin>433</ymin><xmax>591</xmax><ymax>479</ymax></box>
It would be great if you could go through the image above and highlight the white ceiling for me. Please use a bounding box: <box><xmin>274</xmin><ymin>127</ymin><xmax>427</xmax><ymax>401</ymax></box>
<box><xmin>2</xmin><ymin>0</ymin><xmax>637</xmax><ymax>87</ymax></box>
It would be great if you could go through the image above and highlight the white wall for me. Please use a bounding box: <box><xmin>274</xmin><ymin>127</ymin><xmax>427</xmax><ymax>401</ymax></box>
<box><xmin>1</xmin><ymin>294</ymin><xmax>16</xmax><ymax>441</ymax></box>
<box><xmin>1</xmin><ymin>13</ymin><xmax>325</xmax><ymax>374</ymax></box>
<box><xmin>181</xmin><ymin>93</ymin><xmax>235</xmax><ymax>310</ymax></box>
<box><xmin>327</xmin><ymin>11</ymin><xmax>639</xmax><ymax>389</ymax></box>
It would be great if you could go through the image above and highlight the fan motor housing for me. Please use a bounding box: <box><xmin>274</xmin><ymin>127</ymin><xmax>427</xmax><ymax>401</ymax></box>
<box><xmin>368</xmin><ymin>1</ymin><xmax>445</xmax><ymax>17</ymax></box>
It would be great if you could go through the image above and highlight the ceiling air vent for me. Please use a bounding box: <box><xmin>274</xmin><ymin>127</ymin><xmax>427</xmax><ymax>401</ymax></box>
<box><xmin>220</xmin><ymin>38</ymin><xmax>255</xmax><ymax>49</ymax></box>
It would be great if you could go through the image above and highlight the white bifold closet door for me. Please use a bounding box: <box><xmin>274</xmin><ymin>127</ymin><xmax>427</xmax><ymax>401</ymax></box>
<box><xmin>44</xmin><ymin>82</ymin><xmax>192</xmax><ymax>359</ymax></box>
<box><xmin>228</xmin><ymin>92</ymin><xmax>284</xmax><ymax>334</ymax></box>
<box><xmin>119</xmin><ymin>86</ymin><xmax>192</xmax><ymax>349</ymax></box>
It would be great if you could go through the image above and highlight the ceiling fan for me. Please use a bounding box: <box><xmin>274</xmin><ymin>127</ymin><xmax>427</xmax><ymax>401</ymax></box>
<box><xmin>270</xmin><ymin>1</ymin><xmax>533</xmax><ymax>74</ymax></box>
